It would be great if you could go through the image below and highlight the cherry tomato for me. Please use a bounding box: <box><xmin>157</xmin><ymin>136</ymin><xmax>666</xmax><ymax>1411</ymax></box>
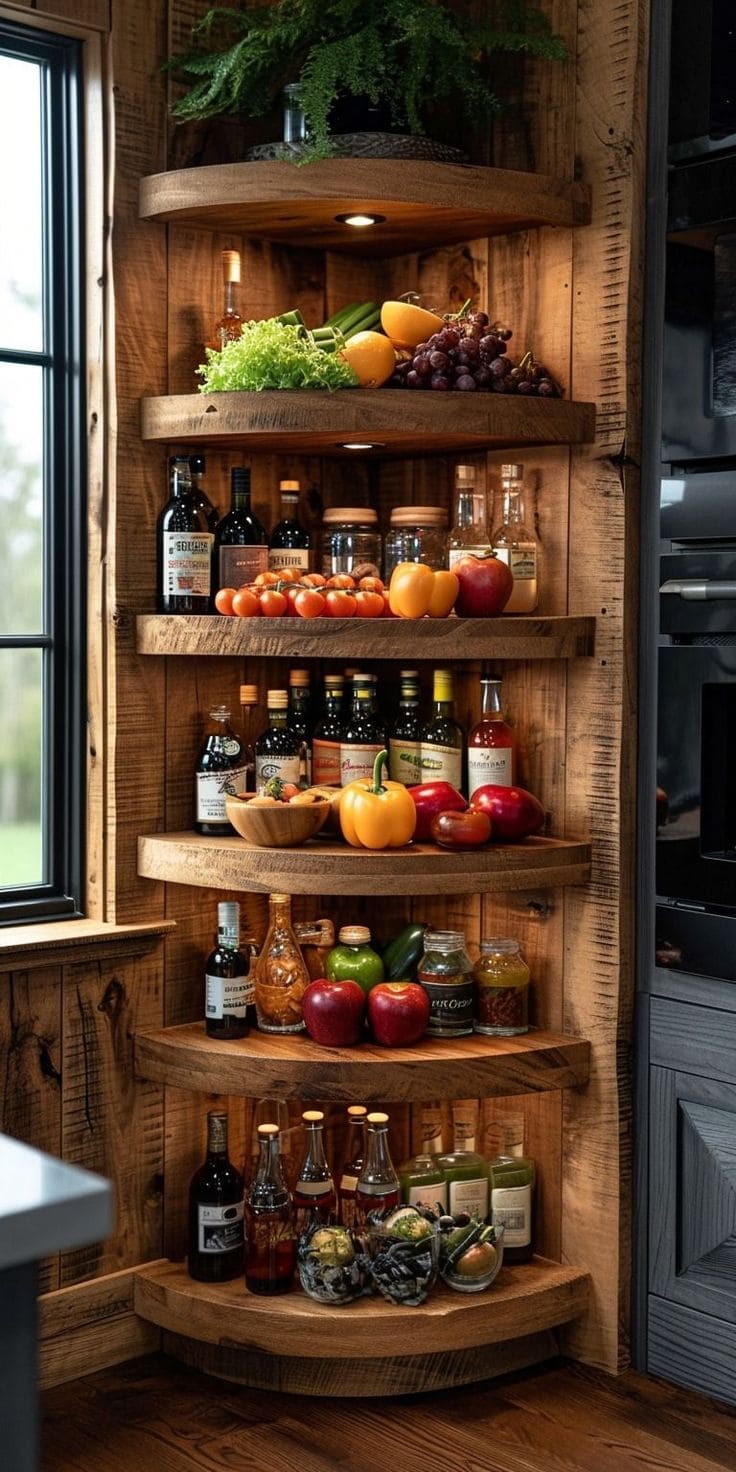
<box><xmin>254</xmin><ymin>570</ymin><xmax>280</xmax><ymax>587</ymax></box>
<box><xmin>303</xmin><ymin>572</ymin><xmax>328</xmax><ymax>588</ymax></box>
<box><xmin>275</xmin><ymin>567</ymin><xmax>302</xmax><ymax>583</ymax></box>
<box><xmin>259</xmin><ymin>588</ymin><xmax>288</xmax><ymax>617</ymax></box>
<box><xmin>354</xmin><ymin>590</ymin><xmax>385</xmax><ymax>618</ymax></box>
<box><xmin>325</xmin><ymin>589</ymin><xmax>357</xmax><ymax>618</ymax></box>
<box><xmin>281</xmin><ymin>782</ymin><xmax>300</xmax><ymax>800</ymax></box>
<box><xmin>294</xmin><ymin>588</ymin><xmax>327</xmax><ymax>619</ymax></box>
<box><xmin>231</xmin><ymin>588</ymin><xmax>261</xmax><ymax>618</ymax></box>
<box><xmin>326</xmin><ymin>574</ymin><xmax>356</xmax><ymax>590</ymax></box>
<box><xmin>358</xmin><ymin>575</ymin><xmax>385</xmax><ymax>593</ymax></box>
<box><xmin>284</xmin><ymin>585</ymin><xmax>301</xmax><ymax>616</ymax></box>
<box><xmin>214</xmin><ymin>587</ymin><xmax>237</xmax><ymax>616</ymax></box>
<box><xmin>430</xmin><ymin>808</ymin><xmax>492</xmax><ymax>849</ymax></box>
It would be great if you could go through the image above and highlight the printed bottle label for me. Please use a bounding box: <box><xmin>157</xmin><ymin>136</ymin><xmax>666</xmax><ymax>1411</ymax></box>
<box><xmin>494</xmin><ymin>546</ymin><xmax>537</xmax><ymax>581</ymax></box>
<box><xmin>419</xmin><ymin>742</ymin><xmax>462</xmax><ymax>790</ymax></box>
<box><xmin>408</xmin><ymin>1180</ymin><xmax>448</xmax><ymax>1210</ymax></box>
<box><xmin>268</xmin><ymin>547</ymin><xmax>310</xmax><ymax>571</ymax></box>
<box><xmin>294</xmin><ymin>1180</ymin><xmax>334</xmax><ymax>1197</ymax></box>
<box><xmin>491</xmin><ymin>1184</ymin><xmax>531</xmax><ymax>1247</ymax></box>
<box><xmin>254</xmin><ymin>754</ymin><xmax>301</xmax><ymax>787</ymax></box>
<box><xmin>448</xmin><ymin>1176</ymin><xmax>489</xmax><ymax>1219</ymax></box>
<box><xmin>163</xmin><ymin>531</ymin><xmax>213</xmax><ymax>598</ymax></box>
<box><xmin>205</xmin><ymin>973</ymin><xmax>252</xmax><ymax>1020</ymax></box>
<box><xmin>389</xmin><ymin>738</ymin><xmax>422</xmax><ymax>786</ymax></box>
<box><xmin>420</xmin><ymin>977</ymin><xmax>474</xmax><ymax>1035</ymax></box>
<box><xmin>467</xmin><ymin>747</ymin><xmax>513</xmax><ymax>798</ymax></box>
<box><xmin>340</xmin><ymin>743</ymin><xmax>384</xmax><ymax>787</ymax></box>
<box><xmin>312</xmin><ymin>738</ymin><xmax>341</xmax><ymax>786</ymax></box>
<box><xmin>197</xmin><ymin>1200</ymin><xmax>244</xmax><ymax>1253</ymax></box>
<box><xmin>196</xmin><ymin>767</ymin><xmax>248</xmax><ymax>822</ymax></box>
<box><xmin>219</xmin><ymin>544</ymin><xmax>268</xmax><ymax>587</ymax></box>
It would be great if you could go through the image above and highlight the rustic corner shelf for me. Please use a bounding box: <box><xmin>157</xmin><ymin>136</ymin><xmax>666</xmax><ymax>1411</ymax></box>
<box><xmin>139</xmin><ymin>159</ymin><xmax>591</xmax><ymax>256</ymax></box>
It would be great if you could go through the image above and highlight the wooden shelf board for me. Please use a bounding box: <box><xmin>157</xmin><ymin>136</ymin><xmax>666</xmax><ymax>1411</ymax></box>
<box><xmin>136</xmin><ymin>614</ymin><xmax>596</xmax><ymax>662</ymax></box>
<box><xmin>134</xmin><ymin>1257</ymin><xmax>591</xmax><ymax>1358</ymax></box>
<box><xmin>134</xmin><ymin>1023</ymin><xmax>590</xmax><ymax>1101</ymax></box>
<box><xmin>139</xmin><ymin>160</ymin><xmax>591</xmax><ymax>256</ymax></box>
<box><xmin>137</xmin><ymin>832</ymin><xmax>592</xmax><ymax>897</ymax></box>
<box><xmin>140</xmin><ymin>390</ymin><xmax>596</xmax><ymax>456</ymax></box>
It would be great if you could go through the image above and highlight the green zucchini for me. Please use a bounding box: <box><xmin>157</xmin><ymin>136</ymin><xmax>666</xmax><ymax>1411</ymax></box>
<box><xmin>382</xmin><ymin>922</ymin><xmax>427</xmax><ymax>980</ymax></box>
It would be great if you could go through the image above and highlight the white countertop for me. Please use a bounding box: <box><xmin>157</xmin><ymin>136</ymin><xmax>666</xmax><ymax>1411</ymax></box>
<box><xmin>0</xmin><ymin>1134</ymin><xmax>113</xmax><ymax>1272</ymax></box>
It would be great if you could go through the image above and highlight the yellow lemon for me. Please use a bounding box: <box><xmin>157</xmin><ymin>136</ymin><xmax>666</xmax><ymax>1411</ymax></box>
<box><xmin>339</xmin><ymin>330</ymin><xmax>397</xmax><ymax>388</ymax></box>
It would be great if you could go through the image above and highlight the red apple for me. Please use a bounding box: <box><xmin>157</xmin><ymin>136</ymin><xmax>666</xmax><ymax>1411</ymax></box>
<box><xmin>367</xmin><ymin>981</ymin><xmax>430</xmax><ymax>1047</ymax></box>
<box><xmin>469</xmin><ymin>783</ymin><xmax>545</xmax><ymax>840</ymax></box>
<box><xmin>302</xmin><ymin>978</ymin><xmax>366</xmax><ymax>1047</ymax></box>
<box><xmin>453</xmin><ymin>553</ymin><xmax>513</xmax><ymax>617</ymax></box>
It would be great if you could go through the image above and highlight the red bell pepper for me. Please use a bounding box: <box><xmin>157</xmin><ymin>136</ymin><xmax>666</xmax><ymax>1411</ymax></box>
<box><xmin>407</xmin><ymin>781</ymin><xmax>467</xmax><ymax>841</ymax></box>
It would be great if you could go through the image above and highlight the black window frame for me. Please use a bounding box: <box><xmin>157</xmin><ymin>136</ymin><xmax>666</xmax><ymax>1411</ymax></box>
<box><xmin>0</xmin><ymin>19</ymin><xmax>85</xmax><ymax>925</ymax></box>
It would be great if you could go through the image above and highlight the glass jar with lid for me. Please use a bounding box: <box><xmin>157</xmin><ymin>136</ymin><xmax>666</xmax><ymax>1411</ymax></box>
<box><xmin>321</xmin><ymin>507</ymin><xmax>382</xmax><ymax>580</ymax></box>
<box><xmin>417</xmin><ymin>929</ymin><xmax>474</xmax><ymax>1038</ymax></box>
<box><xmin>384</xmin><ymin>506</ymin><xmax>449</xmax><ymax>581</ymax></box>
<box><xmin>473</xmin><ymin>938</ymin><xmax>530</xmax><ymax>1036</ymax></box>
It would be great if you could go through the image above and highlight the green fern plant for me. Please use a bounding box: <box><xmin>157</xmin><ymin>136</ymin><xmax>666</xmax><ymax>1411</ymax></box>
<box><xmin>165</xmin><ymin>0</ymin><xmax>567</xmax><ymax>161</ymax></box>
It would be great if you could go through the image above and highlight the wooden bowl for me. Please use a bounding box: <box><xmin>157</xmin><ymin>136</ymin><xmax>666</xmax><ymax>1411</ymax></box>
<box><xmin>225</xmin><ymin>795</ymin><xmax>330</xmax><ymax>848</ymax></box>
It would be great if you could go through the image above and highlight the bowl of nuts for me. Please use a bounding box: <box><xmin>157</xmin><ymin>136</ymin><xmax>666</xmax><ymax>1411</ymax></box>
<box><xmin>226</xmin><ymin>786</ymin><xmax>330</xmax><ymax>848</ymax></box>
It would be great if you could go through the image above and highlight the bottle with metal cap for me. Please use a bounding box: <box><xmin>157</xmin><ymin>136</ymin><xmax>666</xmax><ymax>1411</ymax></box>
<box><xmin>354</xmin><ymin>1112</ymin><xmax>400</xmax><ymax>1229</ymax></box>
<box><xmin>340</xmin><ymin>674</ymin><xmax>386</xmax><ymax>787</ymax></box>
<box><xmin>268</xmin><ymin>478</ymin><xmax>310</xmax><ymax>571</ymax></box>
<box><xmin>254</xmin><ymin>690</ymin><xmax>301</xmax><ymax>790</ymax></box>
<box><xmin>389</xmin><ymin>668</ymin><xmax>422</xmax><ymax>786</ymax></box>
<box><xmin>157</xmin><ymin>455</ymin><xmax>214</xmax><ymax>615</ymax></box>
<box><xmin>204</xmin><ymin>900</ymin><xmax>256</xmax><ymax>1040</ymax></box>
<box><xmin>215</xmin><ymin>247</ymin><xmax>242</xmax><ymax>349</ymax></box>
<box><xmin>419</xmin><ymin>668</ymin><xmax>464</xmax><ymax>791</ymax></box>
<box><xmin>194</xmin><ymin>704</ymin><xmax>247</xmax><ymax>834</ymax></box>
<box><xmin>214</xmin><ymin>465</ymin><xmax>269</xmax><ymax>590</ymax></box>
<box><xmin>239</xmin><ymin>682</ymin><xmax>259</xmax><ymax>793</ymax></box>
<box><xmin>311</xmin><ymin>673</ymin><xmax>344</xmax><ymax>787</ymax></box>
<box><xmin>188</xmin><ymin>453</ymin><xmax>220</xmax><ymax>532</ymax></box>
<box><xmin>187</xmin><ymin>1110</ymin><xmax>244</xmax><ymax>1283</ymax></box>
<box><xmin>491</xmin><ymin>463</ymin><xmax>538</xmax><ymax>613</ymax></box>
<box><xmin>288</xmin><ymin>668</ymin><xmax>313</xmax><ymax>785</ymax></box>
<box><xmin>293</xmin><ymin>1110</ymin><xmax>337</xmax><ymax>1232</ymax></box>
<box><xmin>245</xmin><ymin>1122</ymin><xmax>297</xmax><ymax>1294</ymax></box>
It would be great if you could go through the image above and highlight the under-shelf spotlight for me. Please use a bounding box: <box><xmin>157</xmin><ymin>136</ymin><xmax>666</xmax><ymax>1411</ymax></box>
<box><xmin>334</xmin><ymin>212</ymin><xmax>386</xmax><ymax>228</ymax></box>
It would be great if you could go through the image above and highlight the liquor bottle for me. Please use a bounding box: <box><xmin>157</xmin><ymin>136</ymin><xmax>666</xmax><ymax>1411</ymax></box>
<box><xmin>338</xmin><ymin>1104</ymin><xmax>367</xmax><ymax>1229</ymax></box>
<box><xmin>389</xmin><ymin>669</ymin><xmax>422</xmax><ymax>786</ymax></box>
<box><xmin>399</xmin><ymin>1102</ymin><xmax>448</xmax><ymax>1212</ymax></box>
<box><xmin>268</xmin><ymin>480</ymin><xmax>311</xmax><ymax>572</ymax></box>
<box><xmin>489</xmin><ymin>1148</ymin><xmax>535</xmax><ymax>1263</ymax></box>
<box><xmin>194</xmin><ymin>705</ymin><xmax>248</xmax><ymax>835</ymax></box>
<box><xmin>354</xmin><ymin>1112</ymin><xmax>400</xmax><ymax>1229</ymax></box>
<box><xmin>187</xmin><ymin>1110</ymin><xmax>244</xmax><ymax>1283</ymax></box>
<box><xmin>254</xmin><ymin>690</ymin><xmax>301</xmax><ymax>789</ymax></box>
<box><xmin>245</xmin><ymin>1122</ymin><xmax>297</xmax><ymax>1295</ymax></box>
<box><xmin>437</xmin><ymin>1122</ymin><xmax>490</xmax><ymax>1220</ymax></box>
<box><xmin>253</xmin><ymin>892</ymin><xmax>310</xmax><ymax>1034</ymax></box>
<box><xmin>157</xmin><ymin>455</ymin><xmax>214</xmax><ymax>614</ymax></box>
<box><xmin>340</xmin><ymin>674</ymin><xmax>385</xmax><ymax>787</ymax></box>
<box><xmin>238</xmin><ymin>683</ymin><xmax>259</xmax><ymax>794</ymax></box>
<box><xmin>215</xmin><ymin>248</ymin><xmax>242</xmax><ymax>349</ymax></box>
<box><xmin>467</xmin><ymin>676</ymin><xmax>516</xmax><ymax>799</ymax></box>
<box><xmin>288</xmin><ymin>668</ymin><xmax>313</xmax><ymax>785</ymax></box>
<box><xmin>204</xmin><ymin>901</ymin><xmax>255</xmax><ymax>1041</ymax></box>
<box><xmin>448</xmin><ymin>462</ymin><xmax>491</xmax><ymax>568</ymax></box>
<box><xmin>214</xmin><ymin>466</ymin><xmax>269</xmax><ymax>592</ymax></box>
<box><xmin>419</xmin><ymin>669</ymin><xmax>464</xmax><ymax>791</ymax></box>
<box><xmin>311</xmin><ymin>674</ymin><xmax>344</xmax><ymax>787</ymax></box>
<box><xmin>188</xmin><ymin>453</ymin><xmax>220</xmax><ymax>533</ymax></box>
<box><xmin>491</xmin><ymin>463</ymin><xmax>539</xmax><ymax>613</ymax></box>
<box><xmin>293</xmin><ymin>1110</ymin><xmax>337</xmax><ymax>1232</ymax></box>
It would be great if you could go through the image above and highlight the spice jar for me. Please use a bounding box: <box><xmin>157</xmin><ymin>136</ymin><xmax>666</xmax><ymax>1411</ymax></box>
<box><xmin>417</xmin><ymin>930</ymin><xmax>474</xmax><ymax>1037</ymax></box>
<box><xmin>321</xmin><ymin>507</ymin><xmax>382</xmax><ymax>580</ymax></box>
<box><xmin>384</xmin><ymin>505</ymin><xmax>449</xmax><ymax>582</ymax></box>
<box><xmin>254</xmin><ymin>893</ymin><xmax>310</xmax><ymax>1033</ymax></box>
<box><xmin>473</xmin><ymin>938</ymin><xmax>530</xmax><ymax>1036</ymax></box>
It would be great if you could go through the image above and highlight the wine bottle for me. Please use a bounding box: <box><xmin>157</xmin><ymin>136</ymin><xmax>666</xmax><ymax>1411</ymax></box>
<box><xmin>204</xmin><ymin>901</ymin><xmax>255</xmax><ymax>1041</ymax></box>
<box><xmin>419</xmin><ymin>669</ymin><xmax>464</xmax><ymax>791</ymax></box>
<box><xmin>467</xmin><ymin>676</ymin><xmax>515</xmax><ymax>799</ymax></box>
<box><xmin>311</xmin><ymin>674</ymin><xmax>344</xmax><ymax>787</ymax></box>
<box><xmin>187</xmin><ymin>1111</ymin><xmax>244</xmax><ymax>1283</ymax></box>
<box><xmin>254</xmin><ymin>690</ymin><xmax>301</xmax><ymax>789</ymax></box>
<box><xmin>194</xmin><ymin>705</ymin><xmax>247</xmax><ymax>835</ymax></box>
<box><xmin>188</xmin><ymin>453</ymin><xmax>220</xmax><ymax>533</ymax></box>
<box><xmin>215</xmin><ymin>248</ymin><xmax>242</xmax><ymax>349</ymax></box>
<box><xmin>268</xmin><ymin>479</ymin><xmax>310</xmax><ymax>572</ymax></box>
<box><xmin>215</xmin><ymin>466</ymin><xmax>268</xmax><ymax>591</ymax></box>
<box><xmin>288</xmin><ymin>668</ymin><xmax>313</xmax><ymax>785</ymax></box>
<box><xmin>340</xmin><ymin>674</ymin><xmax>385</xmax><ymax>787</ymax></box>
<box><xmin>157</xmin><ymin>455</ymin><xmax>214</xmax><ymax>614</ymax></box>
<box><xmin>389</xmin><ymin>669</ymin><xmax>422</xmax><ymax>786</ymax></box>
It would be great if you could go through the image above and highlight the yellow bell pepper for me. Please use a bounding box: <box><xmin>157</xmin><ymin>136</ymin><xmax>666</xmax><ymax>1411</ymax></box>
<box><xmin>388</xmin><ymin>562</ymin><xmax>458</xmax><ymax>619</ymax></box>
<box><xmin>339</xmin><ymin>749</ymin><xmax>417</xmax><ymax>850</ymax></box>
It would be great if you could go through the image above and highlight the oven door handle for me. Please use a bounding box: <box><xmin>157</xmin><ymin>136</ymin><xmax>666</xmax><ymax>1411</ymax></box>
<box><xmin>660</xmin><ymin>579</ymin><xmax>736</xmax><ymax>601</ymax></box>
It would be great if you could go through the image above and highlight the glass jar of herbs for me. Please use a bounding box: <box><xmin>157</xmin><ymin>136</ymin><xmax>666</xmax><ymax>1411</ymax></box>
<box><xmin>473</xmin><ymin>938</ymin><xmax>530</xmax><ymax>1036</ymax></box>
<box><xmin>417</xmin><ymin>930</ymin><xmax>474</xmax><ymax>1038</ymax></box>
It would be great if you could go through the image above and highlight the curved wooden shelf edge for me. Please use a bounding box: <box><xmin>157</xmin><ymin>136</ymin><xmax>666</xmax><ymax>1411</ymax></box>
<box><xmin>133</xmin><ymin>1023</ymin><xmax>591</xmax><ymax>1101</ymax></box>
<box><xmin>133</xmin><ymin>1257</ymin><xmax>592</xmax><ymax>1359</ymax></box>
<box><xmin>136</xmin><ymin>832</ymin><xmax>592</xmax><ymax>897</ymax></box>
<box><xmin>135</xmin><ymin>613</ymin><xmax>596</xmax><ymax>661</ymax></box>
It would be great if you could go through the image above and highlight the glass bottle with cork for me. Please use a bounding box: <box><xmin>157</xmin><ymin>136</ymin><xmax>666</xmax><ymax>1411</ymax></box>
<box><xmin>215</xmin><ymin>466</ymin><xmax>269</xmax><ymax>592</ymax></box>
<box><xmin>354</xmin><ymin>1112</ymin><xmax>400</xmax><ymax>1229</ymax></box>
<box><xmin>215</xmin><ymin>248</ymin><xmax>242</xmax><ymax>349</ymax></box>
<box><xmin>239</xmin><ymin>682</ymin><xmax>259</xmax><ymax>794</ymax></box>
<box><xmin>288</xmin><ymin>668</ymin><xmax>313</xmax><ymax>786</ymax></box>
<box><xmin>438</xmin><ymin>1102</ymin><xmax>491</xmax><ymax>1220</ymax></box>
<box><xmin>399</xmin><ymin>1102</ymin><xmax>448</xmax><ymax>1212</ymax></box>
<box><xmin>340</xmin><ymin>674</ymin><xmax>386</xmax><ymax>787</ymax></box>
<box><xmin>467</xmin><ymin>676</ymin><xmax>516</xmax><ymax>800</ymax></box>
<box><xmin>488</xmin><ymin>1117</ymin><xmax>535</xmax><ymax>1263</ymax></box>
<box><xmin>419</xmin><ymin>669</ymin><xmax>464</xmax><ymax>792</ymax></box>
<box><xmin>311</xmin><ymin>674</ymin><xmax>344</xmax><ymax>787</ymax></box>
<box><xmin>187</xmin><ymin>1110</ymin><xmax>244</xmax><ymax>1283</ymax></box>
<box><xmin>293</xmin><ymin>1110</ymin><xmax>337</xmax><ymax>1233</ymax></box>
<box><xmin>389</xmin><ymin>669</ymin><xmax>422</xmax><ymax>786</ymax></box>
<box><xmin>448</xmin><ymin>463</ymin><xmax>491</xmax><ymax>567</ymax></box>
<box><xmin>194</xmin><ymin>705</ymin><xmax>248</xmax><ymax>835</ymax></box>
<box><xmin>188</xmin><ymin>453</ymin><xmax>220</xmax><ymax>533</ymax></box>
<box><xmin>491</xmin><ymin>463</ymin><xmax>539</xmax><ymax>613</ymax></box>
<box><xmin>338</xmin><ymin>1105</ymin><xmax>367</xmax><ymax>1229</ymax></box>
<box><xmin>417</xmin><ymin>929</ymin><xmax>474</xmax><ymax>1038</ymax></box>
<box><xmin>474</xmin><ymin>938</ymin><xmax>530</xmax><ymax>1037</ymax></box>
<box><xmin>254</xmin><ymin>690</ymin><xmax>302</xmax><ymax>790</ymax></box>
<box><xmin>245</xmin><ymin>1122</ymin><xmax>297</xmax><ymax>1295</ymax></box>
<box><xmin>157</xmin><ymin>455</ymin><xmax>214</xmax><ymax>615</ymax></box>
<box><xmin>268</xmin><ymin>480</ymin><xmax>311</xmax><ymax>572</ymax></box>
<box><xmin>254</xmin><ymin>892</ymin><xmax>310</xmax><ymax>1034</ymax></box>
<box><xmin>204</xmin><ymin>900</ymin><xmax>258</xmax><ymax>1040</ymax></box>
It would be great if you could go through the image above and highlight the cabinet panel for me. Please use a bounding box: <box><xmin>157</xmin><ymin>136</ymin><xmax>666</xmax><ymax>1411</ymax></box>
<box><xmin>648</xmin><ymin>1296</ymin><xmax>736</xmax><ymax>1406</ymax></box>
<box><xmin>650</xmin><ymin>995</ymin><xmax>736</xmax><ymax>1084</ymax></box>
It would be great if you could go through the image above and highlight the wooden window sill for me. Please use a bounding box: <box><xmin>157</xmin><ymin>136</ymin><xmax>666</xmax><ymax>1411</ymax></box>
<box><xmin>0</xmin><ymin>918</ymin><xmax>175</xmax><ymax>969</ymax></box>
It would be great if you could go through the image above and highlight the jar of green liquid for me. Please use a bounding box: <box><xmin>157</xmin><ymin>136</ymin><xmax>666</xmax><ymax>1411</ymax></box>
<box><xmin>399</xmin><ymin>1105</ymin><xmax>448</xmax><ymax>1212</ymax></box>
<box><xmin>489</xmin><ymin>1153</ymin><xmax>535</xmax><ymax>1262</ymax></box>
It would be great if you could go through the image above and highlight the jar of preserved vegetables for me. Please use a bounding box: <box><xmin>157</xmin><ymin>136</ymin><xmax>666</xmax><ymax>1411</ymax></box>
<box><xmin>384</xmin><ymin>506</ymin><xmax>448</xmax><ymax>582</ymax></box>
<box><xmin>321</xmin><ymin>507</ymin><xmax>381</xmax><ymax>580</ymax></box>
<box><xmin>473</xmin><ymin>938</ymin><xmax>530</xmax><ymax>1036</ymax></box>
<box><xmin>417</xmin><ymin>930</ymin><xmax>474</xmax><ymax>1038</ymax></box>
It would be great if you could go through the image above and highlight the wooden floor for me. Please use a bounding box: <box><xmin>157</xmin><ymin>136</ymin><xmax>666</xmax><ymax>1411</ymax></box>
<box><xmin>41</xmin><ymin>1353</ymin><xmax>736</xmax><ymax>1472</ymax></box>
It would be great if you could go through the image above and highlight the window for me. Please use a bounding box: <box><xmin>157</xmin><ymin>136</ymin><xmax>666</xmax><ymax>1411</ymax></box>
<box><xmin>0</xmin><ymin>20</ymin><xmax>84</xmax><ymax>923</ymax></box>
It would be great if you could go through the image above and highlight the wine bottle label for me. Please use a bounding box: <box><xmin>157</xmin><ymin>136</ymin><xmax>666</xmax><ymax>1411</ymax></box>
<box><xmin>448</xmin><ymin>1177</ymin><xmax>489</xmax><ymax>1218</ymax></box>
<box><xmin>340</xmin><ymin>743</ymin><xmax>384</xmax><ymax>786</ymax></box>
<box><xmin>196</xmin><ymin>767</ymin><xmax>248</xmax><ymax>821</ymax></box>
<box><xmin>419</xmin><ymin>742</ymin><xmax>462</xmax><ymax>789</ymax></box>
<box><xmin>491</xmin><ymin>1184</ymin><xmax>531</xmax><ymax>1247</ymax></box>
<box><xmin>255</xmin><ymin>753</ymin><xmax>301</xmax><ymax>786</ymax></box>
<box><xmin>268</xmin><ymin>547</ymin><xmax>310</xmax><ymax>571</ymax></box>
<box><xmin>163</xmin><ymin>531</ymin><xmax>213</xmax><ymax>598</ymax></box>
<box><xmin>494</xmin><ymin>546</ymin><xmax>537</xmax><ymax>580</ymax></box>
<box><xmin>197</xmin><ymin>1201</ymin><xmax>244</xmax><ymax>1253</ymax></box>
<box><xmin>205</xmin><ymin>974</ymin><xmax>251</xmax><ymax>1019</ymax></box>
<box><xmin>312</xmin><ymin>738</ymin><xmax>341</xmax><ymax>786</ymax></box>
<box><xmin>408</xmin><ymin>1180</ymin><xmax>448</xmax><ymax>1210</ymax></box>
<box><xmin>467</xmin><ymin>747</ymin><xmax>513</xmax><ymax>797</ymax></box>
<box><xmin>219</xmin><ymin>544</ymin><xmax>268</xmax><ymax>586</ymax></box>
<box><xmin>389</xmin><ymin>737</ymin><xmax>422</xmax><ymax>786</ymax></box>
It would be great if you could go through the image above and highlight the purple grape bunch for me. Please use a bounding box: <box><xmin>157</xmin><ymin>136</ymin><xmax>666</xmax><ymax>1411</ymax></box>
<box><xmin>391</xmin><ymin>311</ymin><xmax>561</xmax><ymax>396</ymax></box>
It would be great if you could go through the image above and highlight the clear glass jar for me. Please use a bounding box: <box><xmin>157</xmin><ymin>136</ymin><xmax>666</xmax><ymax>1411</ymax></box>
<box><xmin>473</xmin><ymin>938</ymin><xmax>530</xmax><ymax>1036</ymax></box>
<box><xmin>417</xmin><ymin>929</ymin><xmax>474</xmax><ymax>1038</ymax></box>
<box><xmin>282</xmin><ymin>83</ymin><xmax>307</xmax><ymax>144</ymax></box>
<box><xmin>384</xmin><ymin>506</ymin><xmax>448</xmax><ymax>581</ymax></box>
<box><xmin>321</xmin><ymin>507</ymin><xmax>382</xmax><ymax>580</ymax></box>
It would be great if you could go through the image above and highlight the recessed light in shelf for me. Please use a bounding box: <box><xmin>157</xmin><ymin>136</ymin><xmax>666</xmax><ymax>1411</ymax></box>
<box><xmin>340</xmin><ymin>441</ymin><xmax>385</xmax><ymax>451</ymax></box>
<box><xmin>334</xmin><ymin>212</ymin><xmax>386</xmax><ymax>228</ymax></box>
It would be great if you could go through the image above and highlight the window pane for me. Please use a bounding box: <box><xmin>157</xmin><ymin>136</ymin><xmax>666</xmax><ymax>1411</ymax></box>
<box><xmin>0</xmin><ymin>362</ymin><xmax>43</xmax><ymax>635</ymax></box>
<box><xmin>0</xmin><ymin>647</ymin><xmax>44</xmax><ymax>888</ymax></box>
<box><xmin>0</xmin><ymin>55</ymin><xmax>43</xmax><ymax>353</ymax></box>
